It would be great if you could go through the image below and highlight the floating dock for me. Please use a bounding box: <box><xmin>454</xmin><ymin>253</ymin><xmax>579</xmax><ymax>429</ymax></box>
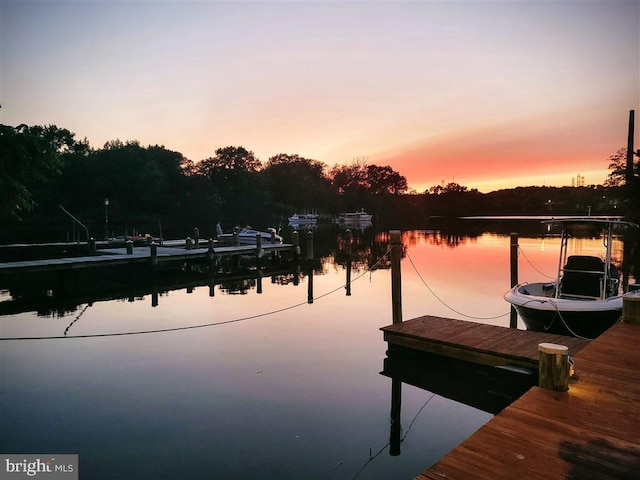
<box><xmin>382</xmin><ymin>317</ymin><xmax>639</xmax><ymax>479</ymax></box>
<box><xmin>382</xmin><ymin>316</ymin><xmax>589</xmax><ymax>369</ymax></box>
<box><xmin>0</xmin><ymin>243</ymin><xmax>295</xmax><ymax>274</ymax></box>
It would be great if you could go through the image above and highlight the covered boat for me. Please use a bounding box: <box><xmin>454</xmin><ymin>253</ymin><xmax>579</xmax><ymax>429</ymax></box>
<box><xmin>504</xmin><ymin>218</ymin><xmax>639</xmax><ymax>339</ymax></box>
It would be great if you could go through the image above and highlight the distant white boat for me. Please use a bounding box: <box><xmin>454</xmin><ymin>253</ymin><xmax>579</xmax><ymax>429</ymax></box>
<box><xmin>219</xmin><ymin>228</ymin><xmax>283</xmax><ymax>246</ymax></box>
<box><xmin>288</xmin><ymin>213</ymin><xmax>318</xmax><ymax>225</ymax></box>
<box><xmin>338</xmin><ymin>210</ymin><xmax>373</xmax><ymax>222</ymax></box>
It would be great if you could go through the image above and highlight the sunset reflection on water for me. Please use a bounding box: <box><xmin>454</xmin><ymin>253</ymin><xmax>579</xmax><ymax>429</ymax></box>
<box><xmin>0</xmin><ymin>227</ymin><xmax>632</xmax><ymax>479</ymax></box>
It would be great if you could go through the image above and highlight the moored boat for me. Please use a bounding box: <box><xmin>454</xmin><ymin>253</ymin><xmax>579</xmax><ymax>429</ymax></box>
<box><xmin>504</xmin><ymin>217</ymin><xmax>639</xmax><ymax>339</ymax></box>
<box><xmin>219</xmin><ymin>227</ymin><xmax>283</xmax><ymax>246</ymax></box>
<box><xmin>338</xmin><ymin>209</ymin><xmax>373</xmax><ymax>222</ymax></box>
<box><xmin>288</xmin><ymin>213</ymin><xmax>318</xmax><ymax>225</ymax></box>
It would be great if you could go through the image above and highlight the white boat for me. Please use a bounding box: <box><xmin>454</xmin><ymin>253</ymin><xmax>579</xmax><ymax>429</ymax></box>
<box><xmin>338</xmin><ymin>210</ymin><xmax>373</xmax><ymax>222</ymax></box>
<box><xmin>219</xmin><ymin>227</ymin><xmax>283</xmax><ymax>246</ymax></box>
<box><xmin>504</xmin><ymin>217</ymin><xmax>639</xmax><ymax>339</ymax></box>
<box><xmin>288</xmin><ymin>213</ymin><xmax>318</xmax><ymax>225</ymax></box>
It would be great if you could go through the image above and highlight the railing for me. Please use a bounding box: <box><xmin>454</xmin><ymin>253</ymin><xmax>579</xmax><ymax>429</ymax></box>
<box><xmin>59</xmin><ymin>205</ymin><xmax>90</xmax><ymax>242</ymax></box>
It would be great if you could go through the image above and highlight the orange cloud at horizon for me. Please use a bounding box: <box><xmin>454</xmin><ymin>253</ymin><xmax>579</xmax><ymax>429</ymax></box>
<box><xmin>375</xmin><ymin>104</ymin><xmax>630</xmax><ymax>193</ymax></box>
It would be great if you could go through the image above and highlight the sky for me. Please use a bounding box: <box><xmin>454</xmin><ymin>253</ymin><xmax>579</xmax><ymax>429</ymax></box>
<box><xmin>1</xmin><ymin>0</ymin><xmax>638</xmax><ymax>193</ymax></box>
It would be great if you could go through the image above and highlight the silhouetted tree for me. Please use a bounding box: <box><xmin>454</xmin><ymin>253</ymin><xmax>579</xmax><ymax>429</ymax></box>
<box><xmin>0</xmin><ymin>124</ymin><xmax>88</xmax><ymax>219</ymax></box>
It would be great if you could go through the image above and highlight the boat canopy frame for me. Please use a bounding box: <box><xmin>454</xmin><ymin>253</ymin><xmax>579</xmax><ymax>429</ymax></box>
<box><xmin>542</xmin><ymin>218</ymin><xmax>638</xmax><ymax>301</ymax></box>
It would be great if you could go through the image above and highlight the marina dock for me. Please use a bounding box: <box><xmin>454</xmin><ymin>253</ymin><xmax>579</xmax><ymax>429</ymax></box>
<box><xmin>382</xmin><ymin>316</ymin><xmax>639</xmax><ymax>479</ymax></box>
<box><xmin>0</xmin><ymin>242</ymin><xmax>296</xmax><ymax>274</ymax></box>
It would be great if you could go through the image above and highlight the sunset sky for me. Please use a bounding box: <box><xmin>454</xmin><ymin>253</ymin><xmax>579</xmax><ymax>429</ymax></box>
<box><xmin>2</xmin><ymin>0</ymin><xmax>638</xmax><ymax>193</ymax></box>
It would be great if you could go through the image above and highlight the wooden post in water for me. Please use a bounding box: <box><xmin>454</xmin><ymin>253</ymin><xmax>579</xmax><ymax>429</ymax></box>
<box><xmin>306</xmin><ymin>230</ymin><xmax>314</xmax><ymax>260</ymax></box>
<box><xmin>390</xmin><ymin>230</ymin><xmax>403</xmax><ymax>324</ymax></box>
<box><xmin>307</xmin><ymin>264</ymin><xmax>314</xmax><ymax>304</ymax></box>
<box><xmin>193</xmin><ymin>227</ymin><xmax>200</xmax><ymax>249</ymax></box>
<box><xmin>186</xmin><ymin>237</ymin><xmax>193</xmax><ymax>250</ymax></box>
<box><xmin>622</xmin><ymin>295</ymin><xmax>640</xmax><ymax>324</ymax></box>
<box><xmin>88</xmin><ymin>238</ymin><xmax>96</xmax><ymax>254</ymax></box>
<box><xmin>207</xmin><ymin>238</ymin><xmax>216</xmax><ymax>272</ymax></box>
<box><xmin>510</xmin><ymin>233</ymin><xmax>519</xmax><ymax>328</ymax></box>
<box><xmin>256</xmin><ymin>233</ymin><xmax>263</xmax><ymax>268</ymax></box>
<box><xmin>150</xmin><ymin>242</ymin><xmax>158</xmax><ymax>269</ymax></box>
<box><xmin>345</xmin><ymin>229</ymin><xmax>352</xmax><ymax>296</ymax></box>
<box><xmin>538</xmin><ymin>343</ymin><xmax>570</xmax><ymax>391</ymax></box>
<box><xmin>292</xmin><ymin>231</ymin><xmax>300</xmax><ymax>262</ymax></box>
<box><xmin>126</xmin><ymin>240</ymin><xmax>133</xmax><ymax>254</ymax></box>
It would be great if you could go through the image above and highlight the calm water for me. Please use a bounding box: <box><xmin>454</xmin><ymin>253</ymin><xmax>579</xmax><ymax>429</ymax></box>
<box><xmin>0</xmin><ymin>226</ymin><xmax>631</xmax><ymax>479</ymax></box>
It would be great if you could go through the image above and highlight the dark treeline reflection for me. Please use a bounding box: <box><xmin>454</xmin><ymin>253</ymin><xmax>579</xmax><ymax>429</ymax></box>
<box><xmin>1</xmin><ymin>221</ymin><xmax>637</xmax><ymax>318</ymax></box>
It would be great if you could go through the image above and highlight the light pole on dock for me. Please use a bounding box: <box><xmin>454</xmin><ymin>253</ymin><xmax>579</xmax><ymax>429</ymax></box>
<box><xmin>104</xmin><ymin>198</ymin><xmax>109</xmax><ymax>240</ymax></box>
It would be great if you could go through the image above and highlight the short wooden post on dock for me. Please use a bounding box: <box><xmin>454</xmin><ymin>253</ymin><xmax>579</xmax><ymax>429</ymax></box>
<box><xmin>126</xmin><ymin>240</ymin><xmax>133</xmax><ymax>254</ymax></box>
<box><xmin>233</xmin><ymin>229</ymin><xmax>240</xmax><ymax>247</ymax></box>
<box><xmin>509</xmin><ymin>232</ymin><xmax>519</xmax><ymax>328</ymax></box>
<box><xmin>306</xmin><ymin>231</ymin><xmax>314</xmax><ymax>260</ymax></box>
<box><xmin>538</xmin><ymin>343</ymin><xmax>570</xmax><ymax>391</ymax></box>
<box><xmin>390</xmin><ymin>230</ymin><xmax>403</xmax><ymax>324</ymax></box>
<box><xmin>89</xmin><ymin>238</ymin><xmax>96</xmax><ymax>254</ymax></box>
<box><xmin>193</xmin><ymin>227</ymin><xmax>200</xmax><ymax>249</ymax></box>
<box><xmin>186</xmin><ymin>237</ymin><xmax>193</xmax><ymax>250</ymax></box>
<box><xmin>622</xmin><ymin>294</ymin><xmax>640</xmax><ymax>324</ymax></box>
<box><xmin>150</xmin><ymin>242</ymin><xmax>158</xmax><ymax>269</ymax></box>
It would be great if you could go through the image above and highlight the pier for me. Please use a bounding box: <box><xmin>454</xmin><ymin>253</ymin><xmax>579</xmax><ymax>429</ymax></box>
<box><xmin>407</xmin><ymin>318</ymin><xmax>640</xmax><ymax>479</ymax></box>
<box><xmin>0</xmin><ymin>241</ymin><xmax>297</xmax><ymax>275</ymax></box>
<box><xmin>382</xmin><ymin>229</ymin><xmax>639</xmax><ymax>478</ymax></box>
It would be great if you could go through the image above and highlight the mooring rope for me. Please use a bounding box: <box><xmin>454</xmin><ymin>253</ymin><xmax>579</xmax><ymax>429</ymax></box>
<box><xmin>517</xmin><ymin>245</ymin><xmax>556</xmax><ymax>280</ymax></box>
<box><xmin>405</xmin><ymin>250</ymin><xmax>510</xmax><ymax>321</ymax></box>
<box><xmin>1</xmin><ymin>246</ymin><xmax>393</xmax><ymax>341</ymax></box>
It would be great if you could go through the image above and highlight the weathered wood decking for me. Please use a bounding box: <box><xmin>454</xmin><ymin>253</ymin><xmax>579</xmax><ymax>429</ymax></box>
<box><xmin>381</xmin><ymin>316</ymin><xmax>590</xmax><ymax>369</ymax></box>
<box><xmin>382</xmin><ymin>317</ymin><xmax>640</xmax><ymax>479</ymax></box>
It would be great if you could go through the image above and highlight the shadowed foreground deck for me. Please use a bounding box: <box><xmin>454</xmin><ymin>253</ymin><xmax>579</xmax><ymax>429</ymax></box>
<box><xmin>382</xmin><ymin>317</ymin><xmax>639</xmax><ymax>479</ymax></box>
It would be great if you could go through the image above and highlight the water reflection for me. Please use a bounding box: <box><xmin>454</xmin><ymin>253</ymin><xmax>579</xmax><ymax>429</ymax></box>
<box><xmin>2</xmin><ymin>222</ymin><xmax>635</xmax><ymax>480</ymax></box>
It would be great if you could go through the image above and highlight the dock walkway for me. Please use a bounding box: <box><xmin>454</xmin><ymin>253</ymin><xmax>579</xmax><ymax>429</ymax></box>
<box><xmin>382</xmin><ymin>317</ymin><xmax>639</xmax><ymax>479</ymax></box>
<box><xmin>0</xmin><ymin>243</ymin><xmax>295</xmax><ymax>274</ymax></box>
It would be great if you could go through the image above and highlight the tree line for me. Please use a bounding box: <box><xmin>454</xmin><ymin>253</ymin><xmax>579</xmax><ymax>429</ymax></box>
<box><xmin>0</xmin><ymin>123</ymin><xmax>638</xmax><ymax>243</ymax></box>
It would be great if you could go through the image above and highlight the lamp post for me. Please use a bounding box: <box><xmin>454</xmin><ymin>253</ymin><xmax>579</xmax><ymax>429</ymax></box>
<box><xmin>104</xmin><ymin>198</ymin><xmax>109</xmax><ymax>240</ymax></box>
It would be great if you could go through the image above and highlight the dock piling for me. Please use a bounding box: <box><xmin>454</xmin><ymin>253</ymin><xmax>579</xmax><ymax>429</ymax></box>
<box><xmin>150</xmin><ymin>242</ymin><xmax>158</xmax><ymax>269</ymax></box>
<box><xmin>306</xmin><ymin>231</ymin><xmax>314</xmax><ymax>260</ymax></box>
<box><xmin>390</xmin><ymin>230</ymin><xmax>403</xmax><ymax>324</ymax></box>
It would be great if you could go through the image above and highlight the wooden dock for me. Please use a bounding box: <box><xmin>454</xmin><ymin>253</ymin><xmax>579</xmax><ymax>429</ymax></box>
<box><xmin>382</xmin><ymin>316</ymin><xmax>590</xmax><ymax>370</ymax></box>
<box><xmin>0</xmin><ymin>243</ymin><xmax>295</xmax><ymax>274</ymax></box>
<box><xmin>382</xmin><ymin>317</ymin><xmax>640</xmax><ymax>479</ymax></box>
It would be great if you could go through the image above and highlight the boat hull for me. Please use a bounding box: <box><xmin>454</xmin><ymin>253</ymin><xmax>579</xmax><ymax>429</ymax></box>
<box><xmin>504</xmin><ymin>283</ymin><xmax>628</xmax><ymax>338</ymax></box>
